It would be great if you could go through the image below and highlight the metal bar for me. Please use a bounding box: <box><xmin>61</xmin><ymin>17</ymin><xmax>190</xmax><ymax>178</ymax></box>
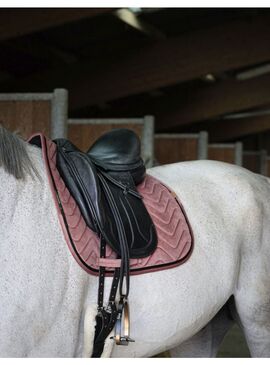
<box><xmin>235</xmin><ymin>142</ymin><xmax>243</xmax><ymax>166</ymax></box>
<box><xmin>0</xmin><ymin>93</ymin><xmax>52</xmax><ymax>101</ymax></box>
<box><xmin>142</xmin><ymin>115</ymin><xmax>155</xmax><ymax>168</ymax></box>
<box><xmin>155</xmin><ymin>133</ymin><xmax>201</xmax><ymax>139</ymax></box>
<box><xmin>209</xmin><ymin>143</ymin><xmax>237</xmax><ymax>149</ymax></box>
<box><xmin>260</xmin><ymin>150</ymin><xmax>268</xmax><ymax>175</ymax></box>
<box><xmin>68</xmin><ymin>118</ymin><xmax>145</xmax><ymax>125</ymax></box>
<box><xmin>198</xmin><ymin>131</ymin><xmax>208</xmax><ymax>159</ymax></box>
<box><xmin>51</xmin><ymin>89</ymin><xmax>68</xmax><ymax>139</ymax></box>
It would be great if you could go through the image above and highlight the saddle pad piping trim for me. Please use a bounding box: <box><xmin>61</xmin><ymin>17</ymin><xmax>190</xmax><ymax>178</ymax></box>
<box><xmin>52</xmin><ymin>141</ymin><xmax>193</xmax><ymax>275</ymax></box>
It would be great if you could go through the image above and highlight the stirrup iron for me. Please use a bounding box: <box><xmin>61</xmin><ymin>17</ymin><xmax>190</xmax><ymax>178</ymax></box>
<box><xmin>114</xmin><ymin>297</ymin><xmax>135</xmax><ymax>345</ymax></box>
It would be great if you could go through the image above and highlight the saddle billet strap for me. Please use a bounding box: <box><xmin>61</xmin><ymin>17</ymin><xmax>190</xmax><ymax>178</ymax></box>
<box><xmin>97</xmin><ymin>237</ymin><xmax>106</xmax><ymax>309</ymax></box>
<box><xmin>96</xmin><ymin>237</ymin><xmax>120</xmax><ymax>309</ymax></box>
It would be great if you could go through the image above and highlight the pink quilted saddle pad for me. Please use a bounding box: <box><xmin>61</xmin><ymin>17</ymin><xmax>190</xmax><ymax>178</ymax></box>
<box><xmin>30</xmin><ymin>134</ymin><xmax>193</xmax><ymax>276</ymax></box>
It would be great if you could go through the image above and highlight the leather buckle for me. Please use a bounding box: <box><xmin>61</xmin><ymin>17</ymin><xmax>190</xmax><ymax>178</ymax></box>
<box><xmin>114</xmin><ymin>298</ymin><xmax>135</xmax><ymax>345</ymax></box>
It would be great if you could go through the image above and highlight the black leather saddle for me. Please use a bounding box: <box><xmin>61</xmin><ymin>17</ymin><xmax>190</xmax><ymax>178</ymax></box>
<box><xmin>54</xmin><ymin>129</ymin><xmax>157</xmax><ymax>259</ymax></box>
<box><xmin>54</xmin><ymin>129</ymin><xmax>158</xmax><ymax>354</ymax></box>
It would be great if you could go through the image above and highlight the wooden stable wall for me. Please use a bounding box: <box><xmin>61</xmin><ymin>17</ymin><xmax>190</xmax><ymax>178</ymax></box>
<box><xmin>154</xmin><ymin>132</ymin><xmax>208</xmax><ymax>165</ymax></box>
<box><xmin>243</xmin><ymin>150</ymin><xmax>267</xmax><ymax>175</ymax></box>
<box><xmin>0</xmin><ymin>89</ymin><xmax>68</xmax><ymax>139</ymax></box>
<box><xmin>68</xmin><ymin>116</ymin><xmax>155</xmax><ymax>168</ymax></box>
<box><xmin>208</xmin><ymin>142</ymin><xmax>243</xmax><ymax>166</ymax></box>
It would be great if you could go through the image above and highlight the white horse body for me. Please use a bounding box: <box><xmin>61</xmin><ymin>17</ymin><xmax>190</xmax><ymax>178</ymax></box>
<box><xmin>1</xmin><ymin>142</ymin><xmax>270</xmax><ymax>357</ymax></box>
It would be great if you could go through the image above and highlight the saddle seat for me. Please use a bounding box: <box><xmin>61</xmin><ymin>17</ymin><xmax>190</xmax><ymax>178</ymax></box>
<box><xmin>54</xmin><ymin>128</ymin><xmax>157</xmax><ymax>259</ymax></box>
<box><xmin>87</xmin><ymin>128</ymin><xmax>145</xmax><ymax>185</ymax></box>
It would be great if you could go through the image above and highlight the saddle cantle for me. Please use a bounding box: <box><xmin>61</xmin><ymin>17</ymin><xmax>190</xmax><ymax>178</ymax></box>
<box><xmin>28</xmin><ymin>130</ymin><xmax>194</xmax><ymax>357</ymax></box>
<box><xmin>87</xmin><ymin>128</ymin><xmax>145</xmax><ymax>185</ymax></box>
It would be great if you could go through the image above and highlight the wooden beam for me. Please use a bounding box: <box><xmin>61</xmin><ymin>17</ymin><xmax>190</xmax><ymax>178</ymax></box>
<box><xmin>3</xmin><ymin>14</ymin><xmax>270</xmax><ymax>112</ymax></box>
<box><xmin>236</xmin><ymin>63</ymin><xmax>270</xmax><ymax>81</ymax></box>
<box><xmin>156</xmin><ymin>73</ymin><xmax>270</xmax><ymax>131</ymax></box>
<box><xmin>85</xmin><ymin>73</ymin><xmax>270</xmax><ymax>132</ymax></box>
<box><xmin>0</xmin><ymin>9</ymin><xmax>112</xmax><ymax>41</ymax></box>
<box><xmin>205</xmin><ymin>114</ymin><xmax>270</xmax><ymax>142</ymax></box>
<box><xmin>10</xmin><ymin>40</ymin><xmax>78</xmax><ymax>66</ymax></box>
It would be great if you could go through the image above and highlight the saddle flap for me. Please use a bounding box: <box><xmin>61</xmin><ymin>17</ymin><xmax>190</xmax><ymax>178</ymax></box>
<box><xmin>55</xmin><ymin>145</ymin><xmax>106</xmax><ymax>233</ymax></box>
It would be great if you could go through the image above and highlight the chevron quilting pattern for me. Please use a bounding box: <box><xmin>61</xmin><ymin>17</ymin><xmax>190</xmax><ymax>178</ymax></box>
<box><xmin>38</xmin><ymin>135</ymin><xmax>193</xmax><ymax>276</ymax></box>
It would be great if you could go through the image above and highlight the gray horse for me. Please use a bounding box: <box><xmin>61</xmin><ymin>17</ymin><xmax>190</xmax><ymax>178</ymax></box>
<box><xmin>0</xmin><ymin>125</ymin><xmax>270</xmax><ymax>357</ymax></box>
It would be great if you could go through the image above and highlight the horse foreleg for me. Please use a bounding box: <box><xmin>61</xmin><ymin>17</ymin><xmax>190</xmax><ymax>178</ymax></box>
<box><xmin>169</xmin><ymin>302</ymin><xmax>234</xmax><ymax>357</ymax></box>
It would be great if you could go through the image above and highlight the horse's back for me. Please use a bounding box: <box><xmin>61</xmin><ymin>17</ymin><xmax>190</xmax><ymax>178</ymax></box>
<box><xmin>148</xmin><ymin>159</ymin><xmax>270</xmax><ymax>208</ymax></box>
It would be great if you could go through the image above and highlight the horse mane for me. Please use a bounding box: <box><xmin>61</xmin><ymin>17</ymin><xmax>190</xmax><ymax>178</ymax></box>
<box><xmin>0</xmin><ymin>124</ymin><xmax>37</xmax><ymax>179</ymax></box>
